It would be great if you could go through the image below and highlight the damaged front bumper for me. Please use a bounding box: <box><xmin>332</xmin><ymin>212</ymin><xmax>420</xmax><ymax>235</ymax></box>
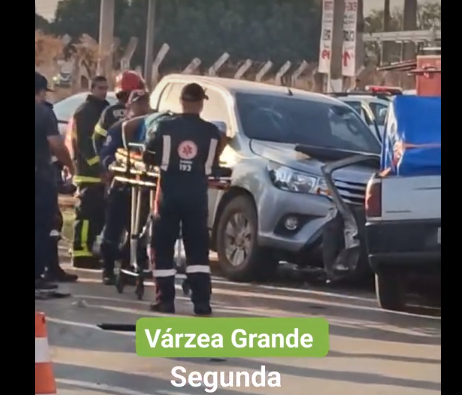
<box><xmin>320</xmin><ymin>154</ymin><xmax>379</xmax><ymax>282</ymax></box>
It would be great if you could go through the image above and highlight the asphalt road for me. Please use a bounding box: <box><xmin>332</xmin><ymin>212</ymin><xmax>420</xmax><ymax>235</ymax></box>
<box><xmin>36</xmin><ymin>246</ymin><xmax>441</xmax><ymax>395</ymax></box>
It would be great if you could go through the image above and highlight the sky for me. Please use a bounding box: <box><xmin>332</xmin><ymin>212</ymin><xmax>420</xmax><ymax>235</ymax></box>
<box><xmin>36</xmin><ymin>0</ymin><xmax>441</xmax><ymax>21</ymax></box>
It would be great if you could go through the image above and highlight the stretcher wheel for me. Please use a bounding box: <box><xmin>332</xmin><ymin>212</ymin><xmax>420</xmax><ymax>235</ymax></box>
<box><xmin>135</xmin><ymin>278</ymin><xmax>145</xmax><ymax>300</ymax></box>
<box><xmin>115</xmin><ymin>272</ymin><xmax>125</xmax><ymax>294</ymax></box>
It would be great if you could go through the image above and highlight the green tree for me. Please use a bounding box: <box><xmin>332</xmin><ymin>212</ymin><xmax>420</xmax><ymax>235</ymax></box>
<box><xmin>51</xmin><ymin>0</ymin><xmax>129</xmax><ymax>41</ymax></box>
<box><xmin>35</xmin><ymin>7</ymin><xmax>50</xmax><ymax>32</ymax></box>
<box><xmin>418</xmin><ymin>1</ymin><xmax>441</xmax><ymax>29</ymax></box>
<box><xmin>52</xmin><ymin>0</ymin><xmax>321</xmax><ymax>70</ymax></box>
<box><xmin>365</xmin><ymin>1</ymin><xmax>441</xmax><ymax>33</ymax></box>
<box><xmin>365</xmin><ymin>1</ymin><xmax>441</xmax><ymax>63</ymax></box>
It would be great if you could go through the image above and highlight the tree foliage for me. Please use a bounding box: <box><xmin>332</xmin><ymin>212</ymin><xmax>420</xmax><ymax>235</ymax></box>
<box><xmin>365</xmin><ymin>1</ymin><xmax>441</xmax><ymax>63</ymax></box>
<box><xmin>35</xmin><ymin>7</ymin><xmax>50</xmax><ymax>32</ymax></box>
<box><xmin>52</xmin><ymin>0</ymin><xmax>129</xmax><ymax>41</ymax></box>
<box><xmin>41</xmin><ymin>0</ymin><xmax>322</xmax><ymax>69</ymax></box>
<box><xmin>365</xmin><ymin>1</ymin><xmax>441</xmax><ymax>33</ymax></box>
<box><xmin>35</xmin><ymin>31</ymin><xmax>64</xmax><ymax>66</ymax></box>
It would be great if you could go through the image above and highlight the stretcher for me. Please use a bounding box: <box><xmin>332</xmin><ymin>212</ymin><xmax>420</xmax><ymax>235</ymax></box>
<box><xmin>108</xmin><ymin>145</ymin><xmax>232</xmax><ymax>300</ymax></box>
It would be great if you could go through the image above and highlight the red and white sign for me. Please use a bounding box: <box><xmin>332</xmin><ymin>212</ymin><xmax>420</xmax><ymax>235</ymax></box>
<box><xmin>318</xmin><ymin>0</ymin><xmax>334</xmax><ymax>74</ymax></box>
<box><xmin>178</xmin><ymin>141</ymin><xmax>198</xmax><ymax>160</ymax></box>
<box><xmin>342</xmin><ymin>0</ymin><xmax>358</xmax><ymax>77</ymax></box>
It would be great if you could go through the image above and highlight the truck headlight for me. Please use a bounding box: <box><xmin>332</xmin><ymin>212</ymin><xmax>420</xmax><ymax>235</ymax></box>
<box><xmin>268</xmin><ymin>163</ymin><xmax>329</xmax><ymax>196</ymax></box>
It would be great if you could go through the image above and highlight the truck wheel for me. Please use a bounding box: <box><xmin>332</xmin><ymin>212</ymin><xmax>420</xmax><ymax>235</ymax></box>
<box><xmin>216</xmin><ymin>195</ymin><xmax>278</xmax><ymax>282</ymax></box>
<box><xmin>375</xmin><ymin>272</ymin><xmax>406</xmax><ymax>311</ymax></box>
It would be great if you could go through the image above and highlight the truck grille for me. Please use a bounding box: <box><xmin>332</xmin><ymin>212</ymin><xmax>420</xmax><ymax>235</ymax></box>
<box><xmin>335</xmin><ymin>180</ymin><xmax>367</xmax><ymax>205</ymax></box>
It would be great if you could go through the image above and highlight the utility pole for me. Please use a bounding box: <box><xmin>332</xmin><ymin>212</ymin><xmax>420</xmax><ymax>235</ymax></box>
<box><xmin>355</xmin><ymin>0</ymin><xmax>365</xmax><ymax>82</ymax></box>
<box><xmin>98</xmin><ymin>0</ymin><xmax>115</xmax><ymax>80</ymax></box>
<box><xmin>402</xmin><ymin>0</ymin><xmax>418</xmax><ymax>60</ymax></box>
<box><xmin>328</xmin><ymin>0</ymin><xmax>345</xmax><ymax>92</ymax></box>
<box><xmin>143</xmin><ymin>0</ymin><xmax>157</xmax><ymax>89</ymax></box>
<box><xmin>382</xmin><ymin>0</ymin><xmax>391</xmax><ymax>64</ymax></box>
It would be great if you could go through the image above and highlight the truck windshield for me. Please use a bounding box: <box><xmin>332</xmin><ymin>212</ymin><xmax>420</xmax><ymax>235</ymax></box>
<box><xmin>345</xmin><ymin>101</ymin><xmax>363</xmax><ymax>115</ymax></box>
<box><xmin>236</xmin><ymin>93</ymin><xmax>381</xmax><ymax>154</ymax></box>
<box><xmin>369</xmin><ymin>102</ymin><xmax>388</xmax><ymax>126</ymax></box>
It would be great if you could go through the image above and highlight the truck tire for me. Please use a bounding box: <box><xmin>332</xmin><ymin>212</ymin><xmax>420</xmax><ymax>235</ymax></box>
<box><xmin>375</xmin><ymin>272</ymin><xmax>406</xmax><ymax>311</ymax></box>
<box><xmin>216</xmin><ymin>195</ymin><xmax>278</xmax><ymax>282</ymax></box>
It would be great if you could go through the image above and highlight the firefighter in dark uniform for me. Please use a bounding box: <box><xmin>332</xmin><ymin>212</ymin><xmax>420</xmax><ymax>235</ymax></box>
<box><xmin>99</xmin><ymin>90</ymin><xmax>152</xmax><ymax>284</ymax></box>
<box><xmin>145</xmin><ymin>83</ymin><xmax>224</xmax><ymax>316</ymax></box>
<box><xmin>71</xmin><ymin>76</ymin><xmax>110</xmax><ymax>268</ymax></box>
<box><xmin>93</xmin><ymin>70</ymin><xmax>146</xmax><ymax>157</ymax></box>
<box><xmin>35</xmin><ymin>72</ymin><xmax>75</xmax><ymax>291</ymax></box>
<box><xmin>45</xmin><ymin>101</ymin><xmax>78</xmax><ymax>283</ymax></box>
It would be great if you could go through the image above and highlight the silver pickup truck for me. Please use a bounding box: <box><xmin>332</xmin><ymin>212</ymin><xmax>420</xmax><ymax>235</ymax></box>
<box><xmin>150</xmin><ymin>75</ymin><xmax>381</xmax><ymax>282</ymax></box>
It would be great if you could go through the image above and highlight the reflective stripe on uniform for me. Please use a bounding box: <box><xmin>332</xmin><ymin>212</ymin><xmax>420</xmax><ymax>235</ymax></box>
<box><xmin>72</xmin><ymin>250</ymin><xmax>93</xmax><ymax>257</ymax></box>
<box><xmin>205</xmin><ymin>138</ymin><xmax>219</xmax><ymax>175</ymax></box>
<box><xmin>73</xmin><ymin>220</ymin><xmax>92</xmax><ymax>257</ymax></box>
<box><xmin>69</xmin><ymin>117</ymin><xmax>77</xmax><ymax>138</ymax></box>
<box><xmin>86</xmin><ymin>156</ymin><xmax>100</xmax><ymax>166</ymax></box>
<box><xmin>153</xmin><ymin>269</ymin><xmax>176</xmax><ymax>277</ymax></box>
<box><xmin>160</xmin><ymin>135</ymin><xmax>172</xmax><ymax>171</ymax></box>
<box><xmin>73</xmin><ymin>176</ymin><xmax>100</xmax><ymax>183</ymax></box>
<box><xmin>81</xmin><ymin>220</ymin><xmax>89</xmax><ymax>252</ymax></box>
<box><xmin>94</xmin><ymin>123</ymin><xmax>108</xmax><ymax>137</ymax></box>
<box><xmin>50</xmin><ymin>230</ymin><xmax>61</xmax><ymax>237</ymax></box>
<box><xmin>186</xmin><ymin>265</ymin><xmax>211</xmax><ymax>274</ymax></box>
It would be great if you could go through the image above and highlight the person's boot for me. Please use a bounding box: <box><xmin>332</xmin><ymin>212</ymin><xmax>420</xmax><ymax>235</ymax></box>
<box><xmin>193</xmin><ymin>303</ymin><xmax>212</xmax><ymax>317</ymax></box>
<box><xmin>149</xmin><ymin>301</ymin><xmax>175</xmax><ymax>314</ymax></box>
<box><xmin>45</xmin><ymin>239</ymin><xmax>79</xmax><ymax>282</ymax></box>
<box><xmin>102</xmin><ymin>269</ymin><xmax>116</xmax><ymax>285</ymax></box>
<box><xmin>45</xmin><ymin>268</ymin><xmax>78</xmax><ymax>283</ymax></box>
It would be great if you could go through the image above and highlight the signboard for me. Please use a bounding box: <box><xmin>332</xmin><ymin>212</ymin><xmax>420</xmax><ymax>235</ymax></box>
<box><xmin>342</xmin><ymin>0</ymin><xmax>358</xmax><ymax>77</ymax></box>
<box><xmin>318</xmin><ymin>0</ymin><xmax>334</xmax><ymax>74</ymax></box>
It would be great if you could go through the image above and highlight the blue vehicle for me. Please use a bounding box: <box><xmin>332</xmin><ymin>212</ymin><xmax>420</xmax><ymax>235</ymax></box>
<box><xmin>365</xmin><ymin>96</ymin><xmax>442</xmax><ymax>311</ymax></box>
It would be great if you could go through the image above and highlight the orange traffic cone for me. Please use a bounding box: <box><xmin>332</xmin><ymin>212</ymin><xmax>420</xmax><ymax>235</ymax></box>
<box><xmin>35</xmin><ymin>313</ymin><xmax>57</xmax><ymax>395</ymax></box>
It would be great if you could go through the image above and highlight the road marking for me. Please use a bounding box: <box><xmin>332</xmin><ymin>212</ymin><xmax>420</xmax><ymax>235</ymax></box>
<box><xmin>49</xmin><ymin>276</ymin><xmax>440</xmax><ymax>319</ymax></box>
<box><xmin>57</xmin><ymin>378</ymin><xmax>195</xmax><ymax>395</ymax></box>
<box><xmin>62</xmin><ymin>263</ymin><xmax>375</xmax><ymax>302</ymax></box>
<box><xmin>70</xmin><ymin>278</ymin><xmax>391</xmax><ymax>315</ymax></box>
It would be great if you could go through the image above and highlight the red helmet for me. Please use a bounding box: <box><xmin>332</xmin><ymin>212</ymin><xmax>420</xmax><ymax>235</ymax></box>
<box><xmin>115</xmin><ymin>70</ymin><xmax>146</xmax><ymax>94</ymax></box>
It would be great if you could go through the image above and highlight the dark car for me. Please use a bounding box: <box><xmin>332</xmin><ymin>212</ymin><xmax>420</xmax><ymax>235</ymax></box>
<box><xmin>52</xmin><ymin>71</ymin><xmax>72</xmax><ymax>88</ymax></box>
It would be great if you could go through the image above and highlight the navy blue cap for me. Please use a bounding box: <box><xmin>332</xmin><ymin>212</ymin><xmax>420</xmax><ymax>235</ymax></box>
<box><xmin>35</xmin><ymin>71</ymin><xmax>53</xmax><ymax>92</ymax></box>
<box><xmin>181</xmin><ymin>83</ymin><xmax>208</xmax><ymax>102</ymax></box>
